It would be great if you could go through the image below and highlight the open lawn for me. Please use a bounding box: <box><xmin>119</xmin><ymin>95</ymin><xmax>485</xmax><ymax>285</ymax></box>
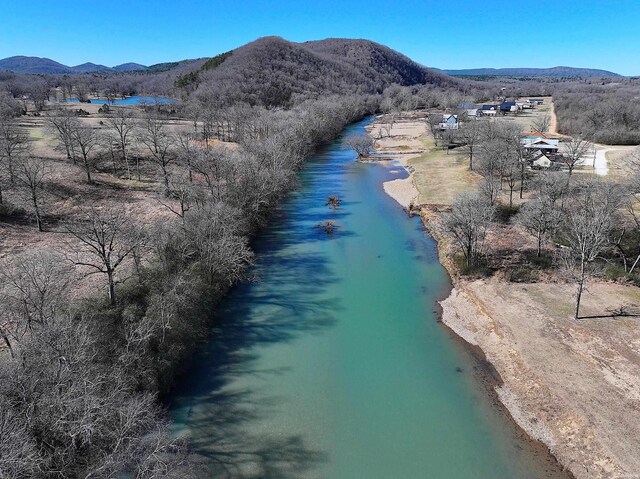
<box><xmin>409</xmin><ymin>146</ymin><xmax>477</xmax><ymax>206</ymax></box>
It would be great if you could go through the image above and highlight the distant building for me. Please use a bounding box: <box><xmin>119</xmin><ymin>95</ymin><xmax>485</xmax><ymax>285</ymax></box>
<box><xmin>456</xmin><ymin>102</ymin><xmax>480</xmax><ymax>118</ymax></box>
<box><xmin>478</xmin><ymin>104</ymin><xmax>498</xmax><ymax>116</ymax></box>
<box><xmin>438</xmin><ymin>114</ymin><xmax>459</xmax><ymax>130</ymax></box>
<box><xmin>516</xmin><ymin>101</ymin><xmax>532</xmax><ymax>109</ymax></box>
<box><xmin>521</xmin><ymin>131</ymin><xmax>549</xmax><ymax>143</ymax></box>
<box><xmin>499</xmin><ymin>101</ymin><xmax>517</xmax><ymax>113</ymax></box>
<box><xmin>529</xmin><ymin>98</ymin><xmax>545</xmax><ymax>105</ymax></box>
<box><xmin>524</xmin><ymin>138</ymin><xmax>560</xmax><ymax>154</ymax></box>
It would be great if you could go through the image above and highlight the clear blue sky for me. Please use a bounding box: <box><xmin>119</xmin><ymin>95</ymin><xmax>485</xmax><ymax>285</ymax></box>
<box><xmin>1</xmin><ymin>0</ymin><xmax>638</xmax><ymax>75</ymax></box>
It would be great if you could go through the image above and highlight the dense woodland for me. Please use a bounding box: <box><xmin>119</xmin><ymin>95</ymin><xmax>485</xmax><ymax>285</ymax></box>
<box><xmin>1</xmin><ymin>36</ymin><xmax>640</xmax><ymax>477</ymax></box>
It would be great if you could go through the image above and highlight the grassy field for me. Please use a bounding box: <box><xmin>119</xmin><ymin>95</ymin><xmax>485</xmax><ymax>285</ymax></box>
<box><xmin>409</xmin><ymin>145</ymin><xmax>477</xmax><ymax>206</ymax></box>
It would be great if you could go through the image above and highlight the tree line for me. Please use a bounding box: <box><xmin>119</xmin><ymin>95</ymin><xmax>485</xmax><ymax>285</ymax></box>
<box><xmin>0</xmin><ymin>92</ymin><xmax>377</xmax><ymax>477</ymax></box>
<box><xmin>442</xmin><ymin>119</ymin><xmax>639</xmax><ymax>319</ymax></box>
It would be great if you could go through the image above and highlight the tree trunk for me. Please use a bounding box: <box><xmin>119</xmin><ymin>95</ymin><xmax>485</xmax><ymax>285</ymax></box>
<box><xmin>162</xmin><ymin>166</ymin><xmax>169</xmax><ymax>189</ymax></box>
<box><xmin>2</xmin><ymin>334</ymin><xmax>14</xmax><ymax>359</ymax></box>
<box><xmin>575</xmin><ymin>259</ymin><xmax>586</xmax><ymax>320</ymax></box>
<box><xmin>32</xmin><ymin>191</ymin><xmax>42</xmax><ymax>232</ymax></box>
<box><xmin>537</xmin><ymin>234</ymin><xmax>542</xmax><ymax>257</ymax></box>
<box><xmin>83</xmin><ymin>157</ymin><xmax>92</xmax><ymax>183</ymax></box>
<box><xmin>107</xmin><ymin>270</ymin><xmax>116</xmax><ymax>306</ymax></box>
<box><xmin>630</xmin><ymin>253</ymin><xmax>640</xmax><ymax>274</ymax></box>
<box><xmin>123</xmin><ymin>148</ymin><xmax>131</xmax><ymax>180</ymax></box>
<box><xmin>8</xmin><ymin>155</ymin><xmax>15</xmax><ymax>184</ymax></box>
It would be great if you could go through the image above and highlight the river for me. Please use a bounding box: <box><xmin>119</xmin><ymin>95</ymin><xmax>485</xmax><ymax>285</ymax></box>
<box><xmin>169</xmin><ymin>118</ymin><xmax>569</xmax><ymax>478</ymax></box>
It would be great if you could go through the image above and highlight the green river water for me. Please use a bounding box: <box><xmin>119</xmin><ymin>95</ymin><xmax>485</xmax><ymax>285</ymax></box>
<box><xmin>169</xmin><ymin>119</ymin><xmax>569</xmax><ymax>478</ymax></box>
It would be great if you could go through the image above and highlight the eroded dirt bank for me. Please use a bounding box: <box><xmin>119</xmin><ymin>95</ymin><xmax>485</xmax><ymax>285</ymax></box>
<box><xmin>370</xmin><ymin>110</ymin><xmax>640</xmax><ymax>479</ymax></box>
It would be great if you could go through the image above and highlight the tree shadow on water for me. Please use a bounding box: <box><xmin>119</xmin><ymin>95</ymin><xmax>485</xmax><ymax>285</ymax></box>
<box><xmin>170</xmin><ymin>244</ymin><xmax>340</xmax><ymax>477</ymax></box>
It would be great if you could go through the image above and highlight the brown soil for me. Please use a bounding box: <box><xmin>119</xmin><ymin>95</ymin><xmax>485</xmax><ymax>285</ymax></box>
<box><xmin>371</xmin><ymin>105</ymin><xmax>640</xmax><ymax>479</ymax></box>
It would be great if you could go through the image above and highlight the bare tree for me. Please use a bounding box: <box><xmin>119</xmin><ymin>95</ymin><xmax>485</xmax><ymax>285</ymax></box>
<box><xmin>175</xmin><ymin>129</ymin><xmax>198</xmax><ymax>183</ymax></box>
<box><xmin>105</xmin><ymin>108</ymin><xmax>136</xmax><ymax>179</ymax></box>
<box><xmin>190</xmin><ymin>145</ymin><xmax>227</xmax><ymax>201</ymax></box>
<box><xmin>0</xmin><ymin>402</ymin><xmax>41</xmax><ymax>476</ymax></box>
<box><xmin>74</xmin><ymin>81</ymin><xmax>90</xmax><ymax>103</ymax></box>
<box><xmin>14</xmin><ymin>156</ymin><xmax>47</xmax><ymax>231</ymax></box>
<box><xmin>0</xmin><ymin>116</ymin><xmax>30</xmax><ymax>187</ymax></box>
<box><xmin>158</xmin><ymin>173</ymin><xmax>201</xmax><ymax>220</ymax></box>
<box><xmin>537</xmin><ymin>170</ymin><xmax>569</xmax><ymax>207</ymax></box>
<box><xmin>516</xmin><ymin>198</ymin><xmax>562</xmax><ymax>257</ymax></box>
<box><xmin>0</xmin><ymin>250</ymin><xmax>72</xmax><ymax>334</ymax></box>
<box><xmin>562</xmin><ymin>137</ymin><xmax>591</xmax><ymax>178</ymax></box>
<box><xmin>344</xmin><ymin>134</ymin><xmax>373</xmax><ymax>158</ymax></box>
<box><xmin>476</xmin><ymin>139</ymin><xmax>508</xmax><ymax>206</ymax></box>
<box><xmin>47</xmin><ymin>108</ymin><xmax>80</xmax><ymax>162</ymax></box>
<box><xmin>28</xmin><ymin>78</ymin><xmax>50</xmax><ymax>111</ymax></box>
<box><xmin>560</xmin><ymin>180</ymin><xmax>623</xmax><ymax>319</ymax></box>
<box><xmin>138</xmin><ymin>114</ymin><xmax>175</xmax><ymax>188</ymax></box>
<box><xmin>71</xmin><ymin>124</ymin><xmax>99</xmax><ymax>183</ymax></box>
<box><xmin>531</xmin><ymin>113</ymin><xmax>551</xmax><ymax>133</ymax></box>
<box><xmin>445</xmin><ymin>192</ymin><xmax>495</xmax><ymax>268</ymax></box>
<box><xmin>65</xmin><ymin>207</ymin><xmax>146</xmax><ymax>305</ymax></box>
<box><xmin>500</xmin><ymin>153</ymin><xmax>522</xmax><ymax>208</ymax></box>
<box><xmin>459</xmin><ymin>119</ymin><xmax>485</xmax><ymax>170</ymax></box>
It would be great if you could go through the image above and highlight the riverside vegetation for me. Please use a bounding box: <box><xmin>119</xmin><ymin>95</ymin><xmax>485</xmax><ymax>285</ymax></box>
<box><xmin>1</xmin><ymin>35</ymin><xmax>640</xmax><ymax>478</ymax></box>
<box><xmin>0</xmin><ymin>80</ymin><xmax>380</xmax><ymax>477</ymax></box>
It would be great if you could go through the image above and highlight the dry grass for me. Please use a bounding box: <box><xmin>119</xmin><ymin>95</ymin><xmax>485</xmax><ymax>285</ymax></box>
<box><xmin>409</xmin><ymin>147</ymin><xmax>477</xmax><ymax>206</ymax></box>
<box><xmin>0</xmin><ymin>103</ymin><xmax>197</xmax><ymax>299</ymax></box>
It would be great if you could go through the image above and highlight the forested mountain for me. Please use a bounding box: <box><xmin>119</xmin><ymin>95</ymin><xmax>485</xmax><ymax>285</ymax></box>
<box><xmin>0</xmin><ymin>56</ymin><xmax>73</xmax><ymax>74</ymax></box>
<box><xmin>0</xmin><ymin>56</ymin><xmax>148</xmax><ymax>73</ymax></box>
<box><xmin>187</xmin><ymin>36</ymin><xmax>457</xmax><ymax>106</ymax></box>
<box><xmin>442</xmin><ymin>66</ymin><xmax>622</xmax><ymax>78</ymax></box>
<box><xmin>71</xmin><ymin>62</ymin><xmax>111</xmax><ymax>73</ymax></box>
<box><xmin>112</xmin><ymin>62</ymin><xmax>148</xmax><ymax>72</ymax></box>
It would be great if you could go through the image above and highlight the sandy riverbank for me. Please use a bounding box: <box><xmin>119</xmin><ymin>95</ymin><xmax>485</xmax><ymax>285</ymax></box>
<box><xmin>365</xmin><ymin>115</ymin><xmax>426</xmax><ymax>208</ymax></box>
<box><xmin>367</xmin><ymin>110</ymin><xmax>640</xmax><ymax>479</ymax></box>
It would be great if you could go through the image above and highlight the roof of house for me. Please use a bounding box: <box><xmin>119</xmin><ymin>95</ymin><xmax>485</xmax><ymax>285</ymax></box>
<box><xmin>521</xmin><ymin>131</ymin><xmax>549</xmax><ymax>139</ymax></box>
<box><xmin>479</xmin><ymin>104</ymin><xmax>498</xmax><ymax>110</ymax></box>
<box><xmin>524</xmin><ymin>139</ymin><xmax>559</xmax><ymax>149</ymax></box>
<box><xmin>499</xmin><ymin>101</ymin><xmax>517</xmax><ymax>110</ymax></box>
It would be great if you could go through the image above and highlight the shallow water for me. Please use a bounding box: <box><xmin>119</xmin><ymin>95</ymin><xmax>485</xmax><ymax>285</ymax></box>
<box><xmin>169</xmin><ymin>119</ymin><xmax>568</xmax><ymax>478</ymax></box>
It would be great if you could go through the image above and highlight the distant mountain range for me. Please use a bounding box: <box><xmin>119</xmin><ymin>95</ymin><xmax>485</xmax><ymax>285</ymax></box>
<box><xmin>0</xmin><ymin>54</ymin><xmax>624</xmax><ymax>80</ymax></box>
<box><xmin>0</xmin><ymin>56</ymin><xmax>148</xmax><ymax>74</ymax></box>
<box><xmin>441</xmin><ymin>66</ymin><xmax>622</xmax><ymax>78</ymax></box>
